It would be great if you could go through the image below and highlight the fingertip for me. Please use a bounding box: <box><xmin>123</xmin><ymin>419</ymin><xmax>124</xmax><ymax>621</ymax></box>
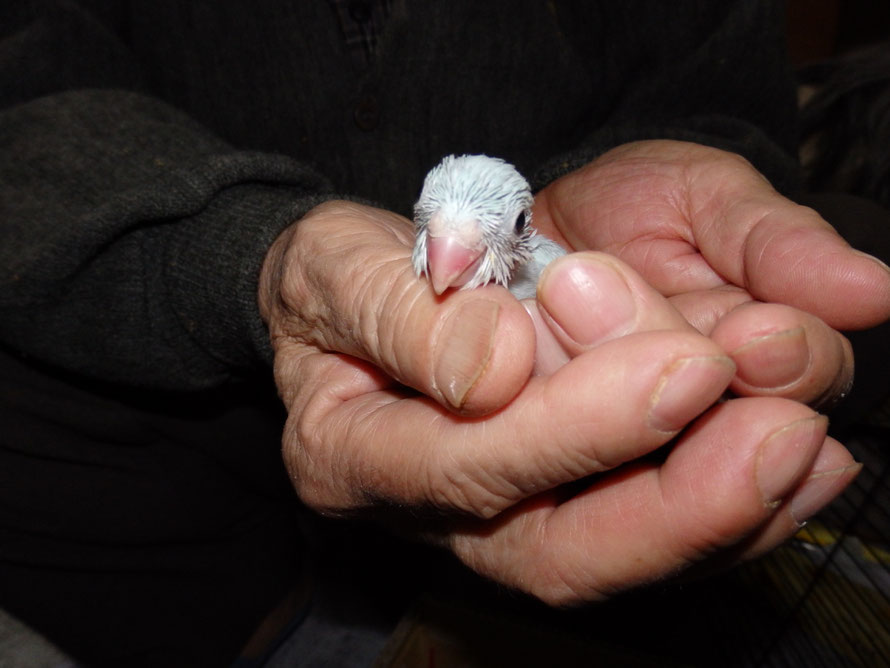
<box><xmin>432</xmin><ymin>288</ymin><xmax>535</xmax><ymax>415</ymax></box>
<box><xmin>729</xmin><ymin>437</ymin><xmax>859</xmax><ymax>562</ymax></box>
<box><xmin>746</xmin><ymin>218</ymin><xmax>890</xmax><ymax>330</ymax></box>
<box><xmin>841</xmin><ymin>250</ymin><xmax>890</xmax><ymax>329</ymax></box>
<box><xmin>658</xmin><ymin>397</ymin><xmax>823</xmax><ymax>534</ymax></box>
<box><xmin>710</xmin><ymin>301</ymin><xmax>855</xmax><ymax>407</ymax></box>
<box><xmin>537</xmin><ymin>252</ymin><xmax>637</xmax><ymax>348</ymax></box>
<box><xmin>806</xmin><ymin>247</ymin><xmax>890</xmax><ymax>330</ymax></box>
<box><xmin>789</xmin><ymin>438</ymin><xmax>860</xmax><ymax>526</ymax></box>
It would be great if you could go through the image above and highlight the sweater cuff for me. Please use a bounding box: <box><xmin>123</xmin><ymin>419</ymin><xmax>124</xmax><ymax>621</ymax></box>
<box><xmin>165</xmin><ymin>186</ymin><xmax>337</xmax><ymax>376</ymax></box>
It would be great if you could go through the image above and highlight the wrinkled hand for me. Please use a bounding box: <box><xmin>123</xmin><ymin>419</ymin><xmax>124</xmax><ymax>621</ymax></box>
<box><xmin>533</xmin><ymin>140</ymin><xmax>890</xmax><ymax>406</ymax></box>
<box><xmin>258</xmin><ymin>200</ymin><xmax>858</xmax><ymax>603</ymax></box>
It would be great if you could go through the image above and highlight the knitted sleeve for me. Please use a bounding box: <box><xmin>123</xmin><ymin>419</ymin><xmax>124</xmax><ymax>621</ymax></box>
<box><xmin>0</xmin><ymin>3</ymin><xmax>334</xmax><ymax>389</ymax></box>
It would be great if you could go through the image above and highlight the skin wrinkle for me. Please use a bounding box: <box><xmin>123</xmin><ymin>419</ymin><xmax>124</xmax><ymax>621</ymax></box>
<box><xmin>354</xmin><ymin>261</ymin><xmax>390</xmax><ymax>360</ymax></box>
<box><xmin>453</xmin><ymin>499</ymin><xmax>567</xmax><ymax>600</ymax></box>
<box><xmin>290</xmin><ymin>384</ymin><xmax>344</xmax><ymax>505</ymax></box>
<box><xmin>550</xmin><ymin>557</ymin><xmax>610</xmax><ymax>604</ymax></box>
<box><xmin>526</xmin><ymin>354</ymin><xmax>674</xmax><ymax>494</ymax></box>
<box><xmin>536</xmin><ymin>489</ymin><xmax>628</xmax><ymax>603</ymax></box>
<box><xmin>343</xmin><ymin>397</ymin><xmax>401</xmax><ymax>507</ymax></box>
<box><xmin>545</xmin><ymin>408</ymin><xmax>625</xmax><ymax>474</ymax></box>
<box><xmin>682</xmin><ymin>152</ymin><xmax>771</xmax><ymax>274</ymax></box>
<box><xmin>263</xmin><ymin>227</ymin><xmax>297</xmax><ymax>324</ymax></box>
<box><xmin>684</xmin><ymin>184</ymin><xmax>736</xmax><ymax>257</ymax></box>
<box><xmin>597</xmin><ymin>170</ymin><xmax>691</xmax><ymax>254</ymax></box>
<box><xmin>307</xmin><ymin>229</ymin><xmax>408</xmax><ymax>366</ymax></box>
<box><xmin>289</xmin><ymin>352</ymin><xmax>391</xmax><ymax>508</ymax></box>
<box><xmin>733</xmin><ymin>202</ymin><xmax>776</xmax><ymax>292</ymax></box>
<box><xmin>484</xmin><ymin>419</ymin><xmax>557</xmax><ymax>504</ymax></box>
<box><xmin>580</xmin><ymin>154</ymin><xmax>722</xmax><ymax>294</ymax></box>
<box><xmin>667</xmin><ymin>483</ymin><xmax>755</xmax><ymax>564</ymax></box>
<box><xmin>538</xmin><ymin>346</ymin><xmax>665</xmax><ymax>472</ymax></box>
<box><xmin>397</xmin><ymin>400</ymin><xmax>494</xmax><ymax>513</ymax></box>
<box><xmin>449</xmin><ymin>420</ymin><xmax>530</xmax><ymax>517</ymax></box>
<box><xmin>431</xmin><ymin>448</ymin><xmax>509</xmax><ymax>518</ymax></box>
<box><xmin>533</xmin><ymin>546</ymin><xmax>587</xmax><ymax>605</ymax></box>
<box><xmin>537</xmin><ymin>414</ymin><xmax>612</xmax><ymax>485</ymax></box>
<box><xmin>274</xmin><ymin>345</ymin><xmax>311</xmax><ymax>404</ymax></box>
<box><xmin>432</xmin><ymin>407</ymin><xmax>562</xmax><ymax>518</ymax></box>
<box><xmin>276</xmin><ymin>241</ymin><xmax>333</xmax><ymax>345</ymax></box>
<box><xmin>371</xmin><ymin>396</ymin><xmax>438</xmax><ymax>507</ymax></box>
<box><xmin>315</xmin><ymin>395</ymin><xmax>393</xmax><ymax>511</ymax></box>
<box><xmin>481</xmin><ymin>384</ymin><xmax>589</xmax><ymax>496</ymax></box>
<box><xmin>661</xmin><ymin>420</ymin><xmax>769</xmax><ymax>559</ymax></box>
<box><xmin>619</xmin><ymin>484</ymin><xmax>703</xmax><ymax>592</ymax></box>
<box><xmin>374</xmin><ymin>260</ymin><xmax>426</xmax><ymax>382</ymax></box>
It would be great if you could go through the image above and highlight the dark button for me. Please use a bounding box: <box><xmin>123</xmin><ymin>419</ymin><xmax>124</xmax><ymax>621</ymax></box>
<box><xmin>354</xmin><ymin>94</ymin><xmax>379</xmax><ymax>131</ymax></box>
<box><xmin>348</xmin><ymin>0</ymin><xmax>372</xmax><ymax>23</ymax></box>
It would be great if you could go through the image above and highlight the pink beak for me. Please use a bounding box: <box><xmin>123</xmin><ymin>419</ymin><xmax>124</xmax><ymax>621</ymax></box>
<box><xmin>426</xmin><ymin>236</ymin><xmax>483</xmax><ymax>295</ymax></box>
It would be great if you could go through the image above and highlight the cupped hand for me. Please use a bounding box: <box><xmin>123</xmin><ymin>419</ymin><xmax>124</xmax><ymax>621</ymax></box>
<box><xmin>258</xmin><ymin>200</ymin><xmax>857</xmax><ymax>603</ymax></box>
<box><xmin>532</xmin><ymin>139</ymin><xmax>890</xmax><ymax>407</ymax></box>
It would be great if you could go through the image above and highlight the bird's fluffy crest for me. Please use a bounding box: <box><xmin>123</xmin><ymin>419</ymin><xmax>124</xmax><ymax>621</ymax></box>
<box><xmin>412</xmin><ymin>154</ymin><xmax>536</xmax><ymax>290</ymax></box>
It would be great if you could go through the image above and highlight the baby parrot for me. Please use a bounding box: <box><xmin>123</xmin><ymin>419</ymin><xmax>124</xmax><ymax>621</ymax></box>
<box><xmin>412</xmin><ymin>154</ymin><xmax>566</xmax><ymax>300</ymax></box>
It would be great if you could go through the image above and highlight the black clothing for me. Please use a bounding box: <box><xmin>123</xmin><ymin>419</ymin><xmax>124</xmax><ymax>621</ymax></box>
<box><xmin>1</xmin><ymin>1</ymin><xmax>799</xmax><ymax>388</ymax></box>
<box><xmin>0</xmin><ymin>1</ymin><xmax>802</xmax><ymax>664</ymax></box>
<box><xmin>0</xmin><ymin>350</ymin><xmax>300</xmax><ymax>665</ymax></box>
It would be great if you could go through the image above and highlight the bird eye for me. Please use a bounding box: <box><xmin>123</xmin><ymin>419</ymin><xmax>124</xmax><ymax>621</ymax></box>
<box><xmin>514</xmin><ymin>211</ymin><xmax>527</xmax><ymax>234</ymax></box>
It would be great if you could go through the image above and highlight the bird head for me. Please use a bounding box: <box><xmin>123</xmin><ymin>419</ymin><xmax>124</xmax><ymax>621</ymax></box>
<box><xmin>412</xmin><ymin>154</ymin><xmax>535</xmax><ymax>294</ymax></box>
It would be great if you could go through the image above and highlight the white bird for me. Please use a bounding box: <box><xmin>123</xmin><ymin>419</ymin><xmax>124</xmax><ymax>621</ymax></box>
<box><xmin>412</xmin><ymin>154</ymin><xmax>566</xmax><ymax>300</ymax></box>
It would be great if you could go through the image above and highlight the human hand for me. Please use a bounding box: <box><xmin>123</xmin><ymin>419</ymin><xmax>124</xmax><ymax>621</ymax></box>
<box><xmin>532</xmin><ymin>140</ymin><xmax>890</xmax><ymax>407</ymax></box>
<box><xmin>258</xmin><ymin>200</ymin><xmax>858</xmax><ymax>603</ymax></box>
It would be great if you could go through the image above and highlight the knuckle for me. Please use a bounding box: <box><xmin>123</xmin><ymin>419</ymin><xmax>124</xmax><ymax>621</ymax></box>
<box><xmin>279</xmin><ymin>391</ymin><xmax>353</xmax><ymax>515</ymax></box>
<box><xmin>426</xmin><ymin>450</ymin><xmax>520</xmax><ymax>519</ymax></box>
<box><xmin>517</xmin><ymin>549</ymin><xmax>605</xmax><ymax>606</ymax></box>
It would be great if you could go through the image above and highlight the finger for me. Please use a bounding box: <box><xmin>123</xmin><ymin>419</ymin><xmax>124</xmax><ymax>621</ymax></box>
<box><xmin>712</xmin><ymin>436</ymin><xmax>860</xmax><ymax>565</ymax></box>
<box><xmin>688</xmin><ymin>164</ymin><xmax>890</xmax><ymax>330</ymax></box>
<box><xmin>668</xmin><ymin>286</ymin><xmax>753</xmax><ymax>335</ymax></box>
<box><xmin>710</xmin><ymin>302</ymin><xmax>854</xmax><ymax>409</ymax></box>
<box><xmin>446</xmin><ymin>398</ymin><xmax>847</xmax><ymax>604</ymax></box>
<box><xmin>262</xmin><ymin>201</ymin><xmax>536</xmax><ymax>415</ymax></box>
<box><xmin>283</xmin><ymin>329</ymin><xmax>734</xmax><ymax>517</ymax></box>
<box><xmin>530</xmin><ymin>252</ymin><xmax>695</xmax><ymax>371</ymax></box>
<box><xmin>670</xmin><ymin>291</ymin><xmax>855</xmax><ymax>409</ymax></box>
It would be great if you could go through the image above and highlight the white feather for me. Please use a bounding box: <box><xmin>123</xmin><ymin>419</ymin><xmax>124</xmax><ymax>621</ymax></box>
<box><xmin>413</xmin><ymin>154</ymin><xmax>566</xmax><ymax>297</ymax></box>
<box><xmin>508</xmin><ymin>235</ymin><xmax>567</xmax><ymax>300</ymax></box>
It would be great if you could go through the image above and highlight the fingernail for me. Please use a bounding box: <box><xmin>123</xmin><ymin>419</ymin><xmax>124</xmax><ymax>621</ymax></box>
<box><xmin>756</xmin><ymin>416</ymin><xmax>828</xmax><ymax>506</ymax></box>
<box><xmin>790</xmin><ymin>462</ymin><xmax>862</xmax><ymax>525</ymax></box>
<box><xmin>731</xmin><ymin>327</ymin><xmax>810</xmax><ymax>389</ymax></box>
<box><xmin>434</xmin><ymin>299</ymin><xmax>500</xmax><ymax>409</ymax></box>
<box><xmin>647</xmin><ymin>356</ymin><xmax>736</xmax><ymax>433</ymax></box>
<box><xmin>539</xmin><ymin>257</ymin><xmax>636</xmax><ymax>346</ymax></box>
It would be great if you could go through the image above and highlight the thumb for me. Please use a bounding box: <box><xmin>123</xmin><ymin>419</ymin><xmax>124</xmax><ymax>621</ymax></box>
<box><xmin>687</xmin><ymin>156</ymin><xmax>890</xmax><ymax>330</ymax></box>
<box><xmin>259</xmin><ymin>200</ymin><xmax>535</xmax><ymax>415</ymax></box>
<box><xmin>738</xmin><ymin>202</ymin><xmax>890</xmax><ymax>330</ymax></box>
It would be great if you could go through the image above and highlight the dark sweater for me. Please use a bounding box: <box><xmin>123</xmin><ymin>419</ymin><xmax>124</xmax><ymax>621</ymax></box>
<box><xmin>0</xmin><ymin>1</ymin><xmax>800</xmax><ymax>664</ymax></box>
<box><xmin>0</xmin><ymin>0</ymin><xmax>799</xmax><ymax>388</ymax></box>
